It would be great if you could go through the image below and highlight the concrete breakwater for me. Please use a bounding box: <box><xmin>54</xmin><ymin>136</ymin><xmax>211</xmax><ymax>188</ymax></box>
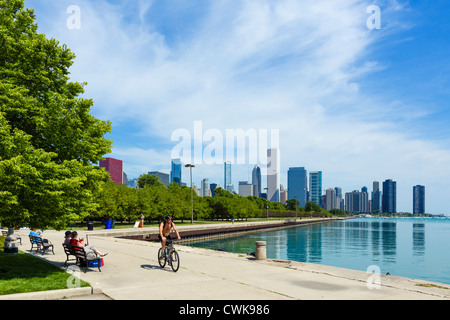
<box><xmin>119</xmin><ymin>218</ymin><xmax>348</xmax><ymax>243</ymax></box>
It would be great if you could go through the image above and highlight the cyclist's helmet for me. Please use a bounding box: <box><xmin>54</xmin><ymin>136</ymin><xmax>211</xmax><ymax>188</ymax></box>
<box><xmin>165</xmin><ymin>215</ymin><xmax>173</xmax><ymax>220</ymax></box>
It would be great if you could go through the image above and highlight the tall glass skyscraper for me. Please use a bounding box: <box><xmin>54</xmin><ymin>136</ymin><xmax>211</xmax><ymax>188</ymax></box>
<box><xmin>224</xmin><ymin>161</ymin><xmax>233</xmax><ymax>193</ymax></box>
<box><xmin>170</xmin><ymin>158</ymin><xmax>182</xmax><ymax>186</ymax></box>
<box><xmin>288</xmin><ymin>167</ymin><xmax>308</xmax><ymax>207</ymax></box>
<box><xmin>382</xmin><ymin>179</ymin><xmax>397</xmax><ymax>213</ymax></box>
<box><xmin>372</xmin><ymin>181</ymin><xmax>381</xmax><ymax>213</ymax></box>
<box><xmin>413</xmin><ymin>185</ymin><xmax>425</xmax><ymax>215</ymax></box>
<box><xmin>309</xmin><ymin>171</ymin><xmax>322</xmax><ymax>207</ymax></box>
<box><xmin>252</xmin><ymin>165</ymin><xmax>262</xmax><ymax>198</ymax></box>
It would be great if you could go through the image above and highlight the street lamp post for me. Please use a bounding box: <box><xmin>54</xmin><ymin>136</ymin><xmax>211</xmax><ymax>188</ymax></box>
<box><xmin>185</xmin><ymin>164</ymin><xmax>195</xmax><ymax>224</ymax></box>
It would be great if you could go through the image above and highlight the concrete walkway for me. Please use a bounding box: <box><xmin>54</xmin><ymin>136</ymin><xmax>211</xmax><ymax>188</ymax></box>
<box><xmin>2</xmin><ymin>222</ymin><xmax>450</xmax><ymax>300</ymax></box>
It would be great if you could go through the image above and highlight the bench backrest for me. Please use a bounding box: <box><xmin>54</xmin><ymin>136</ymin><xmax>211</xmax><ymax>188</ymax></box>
<box><xmin>29</xmin><ymin>235</ymin><xmax>42</xmax><ymax>244</ymax></box>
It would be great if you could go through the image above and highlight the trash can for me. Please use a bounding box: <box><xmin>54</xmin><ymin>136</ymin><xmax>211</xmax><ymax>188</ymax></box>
<box><xmin>87</xmin><ymin>222</ymin><xmax>94</xmax><ymax>231</ymax></box>
<box><xmin>111</xmin><ymin>220</ymin><xmax>116</xmax><ymax>229</ymax></box>
<box><xmin>105</xmin><ymin>220</ymin><xmax>112</xmax><ymax>229</ymax></box>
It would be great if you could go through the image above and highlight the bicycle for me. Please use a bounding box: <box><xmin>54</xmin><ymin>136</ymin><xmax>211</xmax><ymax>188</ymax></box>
<box><xmin>158</xmin><ymin>238</ymin><xmax>180</xmax><ymax>272</ymax></box>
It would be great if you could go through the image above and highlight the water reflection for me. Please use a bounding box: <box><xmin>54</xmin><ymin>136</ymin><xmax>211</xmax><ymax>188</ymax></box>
<box><xmin>188</xmin><ymin>218</ymin><xmax>450</xmax><ymax>285</ymax></box>
<box><xmin>413</xmin><ymin>223</ymin><xmax>425</xmax><ymax>257</ymax></box>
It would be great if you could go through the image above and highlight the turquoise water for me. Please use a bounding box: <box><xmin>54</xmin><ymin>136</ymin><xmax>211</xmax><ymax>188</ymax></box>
<box><xmin>189</xmin><ymin>218</ymin><xmax>450</xmax><ymax>285</ymax></box>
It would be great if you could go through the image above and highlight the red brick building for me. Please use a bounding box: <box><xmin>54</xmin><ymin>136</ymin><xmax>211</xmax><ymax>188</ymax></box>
<box><xmin>99</xmin><ymin>158</ymin><xmax>123</xmax><ymax>184</ymax></box>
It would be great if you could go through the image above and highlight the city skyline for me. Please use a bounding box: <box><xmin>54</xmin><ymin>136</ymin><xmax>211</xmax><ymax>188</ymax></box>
<box><xmin>29</xmin><ymin>1</ymin><xmax>450</xmax><ymax>214</ymax></box>
<box><xmin>105</xmin><ymin>152</ymin><xmax>428</xmax><ymax>214</ymax></box>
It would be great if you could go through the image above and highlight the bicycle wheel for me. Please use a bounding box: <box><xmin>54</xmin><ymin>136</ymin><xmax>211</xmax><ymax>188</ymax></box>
<box><xmin>170</xmin><ymin>250</ymin><xmax>180</xmax><ymax>272</ymax></box>
<box><xmin>158</xmin><ymin>248</ymin><xmax>166</xmax><ymax>268</ymax></box>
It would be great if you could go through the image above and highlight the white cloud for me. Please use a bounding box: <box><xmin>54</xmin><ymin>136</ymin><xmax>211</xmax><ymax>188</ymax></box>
<box><xmin>29</xmin><ymin>0</ymin><xmax>450</xmax><ymax>213</ymax></box>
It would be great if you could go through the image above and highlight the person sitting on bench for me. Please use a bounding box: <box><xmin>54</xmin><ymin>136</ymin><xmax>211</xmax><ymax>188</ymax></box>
<box><xmin>69</xmin><ymin>231</ymin><xmax>108</xmax><ymax>258</ymax></box>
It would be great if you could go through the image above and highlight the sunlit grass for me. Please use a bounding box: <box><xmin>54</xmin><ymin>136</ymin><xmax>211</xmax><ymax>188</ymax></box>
<box><xmin>0</xmin><ymin>236</ymin><xmax>90</xmax><ymax>296</ymax></box>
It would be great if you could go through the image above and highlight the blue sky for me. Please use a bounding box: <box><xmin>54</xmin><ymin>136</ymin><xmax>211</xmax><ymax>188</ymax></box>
<box><xmin>26</xmin><ymin>0</ymin><xmax>450</xmax><ymax>214</ymax></box>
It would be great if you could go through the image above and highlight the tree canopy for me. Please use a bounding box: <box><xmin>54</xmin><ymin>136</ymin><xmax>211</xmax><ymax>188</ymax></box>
<box><xmin>0</xmin><ymin>0</ymin><xmax>112</xmax><ymax>229</ymax></box>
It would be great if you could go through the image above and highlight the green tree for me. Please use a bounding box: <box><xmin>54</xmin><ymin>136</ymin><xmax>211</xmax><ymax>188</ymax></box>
<box><xmin>137</xmin><ymin>174</ymin><xmax>165</xmax><ymax>189</ymax></box>
<box><xmin>305</xmin><ymin>201</ymin><xmax>321</xmax><ymax>213</ymax></box>
<box><xmin>0</xmin><ymin>1</ymin><xmax>112</xmax><ymax>230</ymax></box>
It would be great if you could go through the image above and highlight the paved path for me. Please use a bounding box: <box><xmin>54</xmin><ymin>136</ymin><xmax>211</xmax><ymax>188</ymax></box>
<box><xmin>4</xmin><ymin>222</ymin><xmax>450</xmax><ymax>300</ymax></box>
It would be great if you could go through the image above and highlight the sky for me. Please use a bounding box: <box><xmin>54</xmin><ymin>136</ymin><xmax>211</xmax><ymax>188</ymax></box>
<box><xmin>26</xmin><ymin>0</ymin><xmax>450</xmax><ymax>214</ymax></box>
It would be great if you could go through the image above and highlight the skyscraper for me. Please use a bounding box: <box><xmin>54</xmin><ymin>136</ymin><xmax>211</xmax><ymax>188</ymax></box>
<box><xmin>267</xmin><ymin>148</ymin><xmax>280</xmax><ymax>202</ymax></box>
<box><xmin>413</xmin><ymin>185</ymin><xmax>425</xmax><ymax>215</ymax></box>
<box><xmin>148</xmin><ymin>171</ymin><xmax>170</xmax><ymax>187</ymax></box>
<box><xmin>309</xmin><ymin>171</ymin><xmax>322</xmax><ymax>207</ymax></box>
<box><xmin>170</xmin><ymin>159</ymin><xmax>182</xmax><ymax>186</ymax></box>
<box><xmin>382</xmin><ymin>179</ymin><xmax>397</xmax><ymax>214</ymax></box>
<box><xmin>99</xmin><ymin>158</ymin><xmax>123</xmax><ymax>184</ymax></box>
<box><xmin>224</xmin><ymin>161</ymin><xmax>233</xmax><ymax>193</ymax></box>
<box><xmin>201</xmin><ymin>178</ymin><xmax>210</xmax><ymax>197</ymax></box>
<box><xmin>372</xmin><ymin>181</ymin><xmax>381</xmax><ymax>213</ymax></box>
<box><xmin>252</xmin><ymin>165</ymin><xmax>262</xmax><ymax>198</ymax></box>
<box><xmin>238</xmin><ymin>181</ymin><xmax>253</xmax><ymax>197</ymax></box>
<box><xmin>287</xmin><ymin>167</ymin><xmax>308</xmax><ymax>207</ymax></box>
<box><xmin>325</xmin><ymin>188</ymin><xmax>337</xmax><ymax>211</ymax></box>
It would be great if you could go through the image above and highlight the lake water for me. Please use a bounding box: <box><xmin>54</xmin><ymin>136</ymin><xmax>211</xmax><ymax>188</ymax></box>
<box><xmin>188</xmin><ymin>218</ymin><xmax>450</xmax><ymax>285</ymax></box>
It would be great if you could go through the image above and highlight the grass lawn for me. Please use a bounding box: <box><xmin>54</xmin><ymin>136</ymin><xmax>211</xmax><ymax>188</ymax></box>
<box><xmin>0</xmin><ymin>236</ymin><xmax>90</xmax><ymax>296</ymax></box>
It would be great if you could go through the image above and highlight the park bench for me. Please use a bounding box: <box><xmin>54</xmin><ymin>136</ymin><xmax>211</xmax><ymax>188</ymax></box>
<box><xmin>62</xmin><ymin>243</ymin><xmax>78</xmax><ymax>267</ymax></box>
<box><xmin>62</xmin><ymin>243</ymin><xmax>102</xmax><ymax>273</ymax></box>
<box><xmin>29</xmin><ymin>235</ymin><xmax>54</xmax><ymax>255</ymax></box>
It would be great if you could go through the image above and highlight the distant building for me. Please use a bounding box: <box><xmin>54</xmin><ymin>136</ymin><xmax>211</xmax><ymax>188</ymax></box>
<box><xmin>309</xmin><ymin>171</ymin><xmax>322</xmax><ymax>207</ymax></box>
<box><xmin>149</xmin><ymin>171</ymin><xmax>170</xmax><ymax>187</ymax></box>
<box><xmin>413</xmin><ymin>185</ymin><xmax>425</xmax><ymax>215</ymax></box>
<box><xmin>170</xmin><ymin>159</ymin><xmax>182</xmax><ymax>186</ymax></box>
<box><xmin>382</xmin><ymin>179</ymin><xmax>397</xmax><ymax>214</ymax></box>
<box><xmin>325</xmin><ymin>188</ymin><xmax>337</xmax><ymax>211</ymax></box>
<box><xmin>372</xmin><ymin>181</ymin><xmax>381</xmax><ymax>213</ymax></box>
<box><xmin>202</xmin><ymin>178</ymin><xmax>210</xmax><ymax>197</ymax></box>
<box><xmin>127</xmin><ymin>178</ymin><xmax>138</xmax><ymax>188</ymax></box>
<box><xmin>210</xmin><ymin>183</ymin><xmax>218</xmax><ymax>197</ymax></box>
<box><xmin>239</xmin><ymin>181</ymin><xmax>253</xmax><ymax>197</ymax></box>
<box><xmin>252</xmin><ymin>165</ymin><xmax>262</xmax><ymax>198</ymax></box>
<box><xmin>280</xmin><ymin>185</ymin><xmax>288</xmax><ymax>204</ymax></box>
<box><xmin>287</xmin><ymin>167</ymin><xmax>308</xmax><ymax>207</ymax></box>
<box><xmin>224</xmin><ymin>162</ymin><xmax>233</xmax><ymax>193</ymax></box>
<box><xmin>99</xmin><ymin>158</ymin><xmax>123</xmax><ymax>184</ymax></box>
<box><xmin>267</xmin><ymin>148</ymin><xmax>280</xmax><ymax>202</ymax></box>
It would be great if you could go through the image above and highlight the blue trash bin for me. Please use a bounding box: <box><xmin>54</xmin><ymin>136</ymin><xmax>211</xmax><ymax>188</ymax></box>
<box><xmin>105</xmin><ymin>220</ymin><xmax>112</xmax><ymax>229</ymax></box>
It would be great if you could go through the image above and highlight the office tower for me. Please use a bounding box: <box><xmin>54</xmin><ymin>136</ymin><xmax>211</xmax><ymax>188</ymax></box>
<box><xmin>325</xmin><ymin>188</ymin><xmax>337</xmax><ymax>211</ymax></box>
<box><xmin>252</xmin><ymin>165</ymin><xmax>262</xmax><ymax>198</ymax></box>
<box><xmin>99</xmin><ymin>158</ymin><xmax>123</xmax><ymax>184</ymax></box>
<box><xmin>126</xmin><ymin>178</ymin><xmax>138</xmax><ymax>188</ymax></box>
<box><xmin>238</xmin><ymin>181</ymin><xmax>253</xmax><ymax>197</ymax></box>
<box><xmin>170</xmin><ymin>159</ymin><xmax>182</xmax><ymax>186</ymax></box>
<box><xmin>224</xmin><ymin>161</ymin><xmax>233</xmax><ymax>193</ymax></box>
<box><xmin>372</xmin><ymin>181</ymin><xmax>381</xmax><ymax>213</ymax></box>
<box><xmin>309</xmin><ymin>171</ymin><xmax>322</xmax><ymax>207</ymax></box>
<box><xmin>382</xmin><ymin>179</ymin><xmax>397</xmax><ymax>214</ymax></box>
<box><xmin>210</xmin><ymin>183</ymin><xmax>218</xmax><ymax>197</ymax></box>
<box><xmin>361</xmin><ymin>187</ymin><xmax>369</xmax><ymax>213</ymax></box>
<box><xmin>413</xmin><ymin>185</ymin><xmax>425</xmax><ymax>215</ymax></box>
<box><xmin>201</xmin><ymin>178</ymin><xmax>210</xmax><ymax>197</ymax></box>
<box><xmin>287</xmin><ymin>167</ymin><xmax>308</xmax><ymax>207</ymax></box>
<box><xmin>267</xmin><ymin>148</ymin><xmax>280</xmax><ymax>202</ymax></box>
<box><xmin>148</xmin><ymin>171</ymin><xmax>170</xmax><ymax>187</ymax></box>
<box><xmin>280</xmin><ymin>185</ymin><xmax>287</xmax><ymax>204</ymax></box>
